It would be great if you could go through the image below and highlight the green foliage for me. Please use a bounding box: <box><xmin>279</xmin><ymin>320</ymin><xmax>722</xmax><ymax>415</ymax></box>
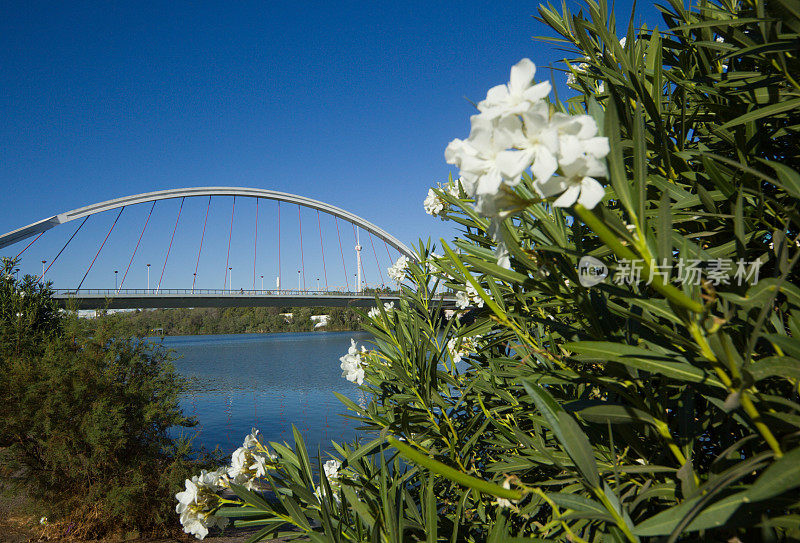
<box><xmin>75</xmin><ymin>305</ymin><xmax>363</xmax><ymax>337</ymax></box>
<box><xmin>0</xmin><ymin>258</ymin><xmax>207</xmax><ymax>538</ymax></box>
<box><xmin>191</xmin><ymin>0</ymin><xmax>800</xmax><ymax>540</ymax></box>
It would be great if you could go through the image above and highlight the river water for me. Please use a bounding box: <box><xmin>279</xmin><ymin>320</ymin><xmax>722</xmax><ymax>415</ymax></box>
<box><xmin>162</xmin><ymin>331</ymin><xmax>369</xmax><ymax>455</ymax></box>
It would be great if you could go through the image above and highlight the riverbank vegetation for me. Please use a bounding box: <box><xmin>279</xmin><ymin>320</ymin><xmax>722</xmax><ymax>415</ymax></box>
<box><xmin>74</xmin><ymin>305</ymin><xmax>364</xmax><ymax>337</ymax></box>
<box><xmin>0</xmin><ymin>258</ymin><xmax>210</xmax><ymax>539</ymax></box>
<box><xmin>179</xmin><ymin>0</ymin><xmax>800</xmax><ymax>540</ymax></box>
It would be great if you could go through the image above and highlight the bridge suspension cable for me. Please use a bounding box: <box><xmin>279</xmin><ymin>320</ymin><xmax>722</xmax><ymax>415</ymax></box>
<box><xmin>335</xmin><ymin>217</ymin><xmax>349</xmax><ymax>291</ymax></box>
<box><xmin>77</xmin><ymin>207</ymin><xmax>124</xmax><ymax>290</ymax></box>
<box><xmin>224</xmin><ymin>196</ymin><xmax>235</xmax><ymax>290</ymax></box>
<box><xmin>193</xmin><ymin>196</ymin><xmax>211</xmax><ymax>293</ymax></box>
<box><xmin>277</xmin><ymin>201</ymin><xmax>281</xmax><ymax>290</ymax></box>
<box><xmin>157</xmin><ymin>197</ymin><xmax>184</xmax><ymax>294</ymax></box>
<box><xmin>298</xmin><ymin>205</ymin><xmax>306</xmax><ymax>291</ymax></box>
<box><xmin>253</xmin><ymin>198</ymin><xmax>258</xmax><ymax>290</ymax></box>
<box><xmin>13</xmin><ymin>231</ymin><xmax>44</xmax><ymax>261</ymax></box>
<box><xmin>317</xmin><ymin>210</ymin><xmax>328</xmax><ymax>290</ymax></box>
<box><xmin>119</xmin><ymin>200</ymin><xmax>155</xmax><ymax>292</ymax></box>
<box><xmin>368</xmin><ymin>231</ymin><xmax>385</xmax><ymax>286</ymax></box>
<box><xmin>383</xmin><ymin>239</ymin><xmax>393</xmax><ymax>266</ymax></box>
<box><xmin>40</xmin><ymin>216</ymin><xmax>90</xmax><ymax>280</ymax></box>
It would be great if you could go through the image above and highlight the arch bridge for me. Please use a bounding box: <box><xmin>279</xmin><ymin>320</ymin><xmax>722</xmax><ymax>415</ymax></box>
<box><xmin>0</xmin><ymin>187</ymin><xmax>446</xmax><ymax>309</ymax></box>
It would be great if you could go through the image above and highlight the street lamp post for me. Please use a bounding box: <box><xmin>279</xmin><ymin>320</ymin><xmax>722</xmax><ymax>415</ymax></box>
<box><xmin>229</xmin><ymin>267</ymin><xmax>233</xmax><ymax>293</ymax></box>
<box><xmin>114</xmin><ymin>270</ymin><xmax>118</xmax><ymax>291</ymax></box>
<box><xmin>260</xmin><ymin>275</ymin><xmax>264</xmax><ymax>292</ymax></box>
<box><xmin>297</xmin><ymin>270</ymin><xmax>301</xmax><ymax>292</ymax></box>
<box><xmin>146</xmin><ymin>264</ymin><xmax>151</xmax><ymax>293</ymax></box>
<box><xmin>41</xmin><ymin>260</ymin><xmax>46</xmax><ymax>276</ymax></box>
<box><xmin>317</xmin><ymin>277</ymin><xmax>320</xmax><ymax>292</ymax></box>
<box><xmin>192</xmin><ymin>273</ymin><xmax>196</xmax><ymax>294</ymax></box>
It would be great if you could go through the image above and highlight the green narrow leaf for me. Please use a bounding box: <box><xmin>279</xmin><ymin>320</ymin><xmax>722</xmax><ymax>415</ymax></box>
<box><xmin>746</xmin><ymin>446</ymin><xmax>800</xmax><ymax>501</ymax></box>
<box><xmin>244</xmin><ymin>525</ymin><xmax>276</xmax><ymax>543</ymax></box>
<box><xmin>557</xmin><ymin>411</ymin><xmax>601</xmax><ymax>488</ymax></box>
<box><xmin>565</xmin><ymin>341</ymin><xmax>724</xmax><ymax>386</ymax></box>
<box><xmin>578</xmin><ymin>405</ymin><xmax>659</xmax><ymax>427</ymax></box>
<box><xmin>229</xmin><ymin>482</ymin><xmax>271</xmax><ymax>511</ymax></box>
<box><xmin>756</xmin><ymin>158</ymin><xmax>800</xmax><ymax>199</ymax></box>
<box><xmin>657</xmin><ymin>190</ymin><xmax>672</xmax><ymax>264</ymax></box>
<box><xmin>522</xmin><ymin>381</ymin><xmax>567</xmax><ymax>447</ymax></box>
<box><xmin>720</xmin><ymin>98</ymin><xmax>800</xmax><ymax>130</ymax></box>
<box><xmin>632</xmin><ymin>101</ymin><xmax>646</xmax><ymax>228</ymax></box>
<box><xmin>547</xmin><ymin>492</ymin><xmax>612</xmax><ymax>518</ymax></box>
<box><xmin>746</xmin><ymin>356</ymin><xmax>800</xmax><ymax>381</ymax></box>
<box><xmin>387</xmin><ymin>437</ymin><xmax>522</xmax><ymax>500</ymax></box>
<box><xmin>604</xmin><ymin>97</ymin><xmax>635</xmax><ymax>219</ymax></box>
<box><xmin>424</xmin><ymin>474</ymin><xmax>437</xmax><ymax>543</ymax></box>
<box><xmin>734</xmin><ymin>191</ymin><xmax>745</xmax><ymax>247</ymax></box>
<box><xmin>634</xmin><ymin>492</ymin><xmax>745</xmax><ymax>536</ymax></box>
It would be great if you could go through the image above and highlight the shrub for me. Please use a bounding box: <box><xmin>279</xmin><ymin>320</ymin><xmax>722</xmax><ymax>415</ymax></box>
<box><xmin>176</xmin><ymin>0</ymin><xmax>800</xmax><ymax>540</ymax></box>
<box><xmin>0</xmin><ymin>258</ymin><xmax>204</xmax><ymax>538</ymax></box>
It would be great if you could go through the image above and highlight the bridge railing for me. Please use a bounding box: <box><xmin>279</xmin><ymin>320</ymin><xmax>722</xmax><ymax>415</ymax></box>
<box><xmin>51</xmin><ymin>288</ymin><xmax>402</xmax><ymax>297</ymax></box>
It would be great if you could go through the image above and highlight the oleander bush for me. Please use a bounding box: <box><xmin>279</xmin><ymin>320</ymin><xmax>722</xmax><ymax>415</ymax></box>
<box><xmin>178</xmin><ymin>0</ymin><xmax>800</xmax><ymax>540</ymax></box>
<box><xmin>0</xmin><ymin>257</ymin><xmax>205</xmax><ymax>539</ymax></box>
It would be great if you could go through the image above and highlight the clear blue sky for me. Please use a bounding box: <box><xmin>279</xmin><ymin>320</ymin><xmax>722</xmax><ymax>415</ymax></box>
<box><xmin>0</xmin><ymin>0</ymin><xmax>661</xmax><ymax>291</ymax></box>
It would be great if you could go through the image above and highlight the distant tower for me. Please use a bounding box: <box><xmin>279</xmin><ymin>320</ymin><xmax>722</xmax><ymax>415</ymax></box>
<box><xmin>355</xmin><ymin>227</ymin><xmax>363</xmax><ymax>293</ymax></box>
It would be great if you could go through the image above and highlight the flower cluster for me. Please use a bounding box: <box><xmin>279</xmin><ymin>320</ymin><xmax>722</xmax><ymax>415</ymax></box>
<box><xmin>447</xmin><ymin>335</ymin><xmax>481</xmax><ymax>363</ymax></box>
<box><xmin>455</xmin><ymin>284</ymin><xmax>484</xmax><ymax>309</ymax></box>
<box><xmin>175</xmin><ymin>468</ymin><xmax>229</xmax><ymax>540</ymax></box>
<box><xmin>367</xmin><ymin>302</ymin><xmax>394</xmax><ymax>319</ymax></box>
<box><xmin>228</xmin><ymin>429</ymin><xmax>276</xmax><ymax>490</ymax></box>
<box><xmin>445</xmin><ymin>58</ymin><xmax>610</xmax><ymax>214</ymax></box>
<box><xmin>315</xmin><ymin>459</ymin><xmax>342</xmax><ymax>503</ymax></box>
<box><xmin>340</xmin><ymin>339</ymin><xmax>367</xmax><ymax>385</ymax></box>
<box><xmin>177</xmin><ymin>429</ymin><xmax>277</xmax><ymax>539</ymax></box>
<box><xmin>423</xmin><ymin>179</ymin><xmax>460</xmax><ymax>216</ymax></box>
<box><xmin>387</xmin><ymin>255</ymin><xmax>409</xmax><ymax>282</ymax></box>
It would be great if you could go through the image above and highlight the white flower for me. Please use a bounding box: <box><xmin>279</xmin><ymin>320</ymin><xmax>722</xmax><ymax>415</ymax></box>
<box><xmin>315</xmin><ymin>459</ymin><xmax>343</xmax><ymax>504</ymax></box>
<box><xmin>323</xmin><ymin>459</ymin><xmax>341</xmax><ymax>481</ymax></box>
<box><xmin>176</xmin><ymin>469</ymin><xmax>230</xmax><ymax>540</ymax></box>
<box><xmin>388</xmin><ymin>256</ymin><xmax>409</xmax><ymax>282</ymax></box>
<box><xmin>242</xmin><ymin>428</ymin><xmax>261</xmax><ymax>449</ymax></box>
<box><xmin>619</xmin><ymin>36</ymin><xmax>627</xmax><ymax>48</ymax></box>
<box><xmin>454</xmin><ymin>284</ymin><xmax>484</xmax><ymax>309</ymax></box>
<box><xmin>456</xmin><ymin>114</ymin><xmax>525</xmax><ymax>197</ymax></box>
<box><xmin>446</xmin><ymin>180</ymin><xmax>461</xmax><ymax>197</ymax></box>
<box><xmin>466</xmin><ymin>284</ymin><xmax>484</xmax><ymax>308</ymax></box>
<box><xmin>535</xmin><ymin>155</ymin><xmax>607</xmax><ymax>209</ymax></box>
<box><xmin>340</xmin><ymin>339</ymin><xmax>366</xmax><ymax>385</ymax></box>
<box><xmin>227</xmin><ymin>432</ymin><xmax>274</xmax><ymax>490</ymax></box>
<box><xmin>447</xmin><ymin>335</ymin><xmax>480</xmax><ymax>363</ymax></box>
<box><xmin>532</xmin><ymin>116</ymin><xmax>609</xmax><ymax>209</ymax></box>
<box><xmin>495</xmin><ymin>101</ymin><xmax>559</xmax><ymax>184</ymax></box>
<box><xmin>477</xmin><ymin>58</ymin><xmax>552</xmax><ymax>120</ymax></box>
<box><xmin>367</xmin><ymin>302</ymin><xmax>394</xmax><ymax>319</ymax></box>
<box><xmin>424</xmin><ymin>188</ymin><xmax>446</xmax><ymax>215</ymax></box>
<box><xmin>39</xmin><ymin>517</ymin><xmax>48</xmax><ymax>525</ymax></box>
<box><xmin>495</xmin><ymin>478</ymin><xmax>518</xmax><ymax>509</ymax></box>
<box><xmin>566</xmin><ymin>62</ymin><xmax>589</xmax><ymax>86</ymax></box>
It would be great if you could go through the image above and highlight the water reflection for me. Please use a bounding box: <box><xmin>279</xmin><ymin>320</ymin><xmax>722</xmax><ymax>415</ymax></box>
<box><xmin>162</xmin><ymin>331</ymin><xmax>369</xmax><ymax>455</ymax></box>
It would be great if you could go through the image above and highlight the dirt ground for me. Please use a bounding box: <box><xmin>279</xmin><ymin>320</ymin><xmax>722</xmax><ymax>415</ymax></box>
<box><xmin>0</xmin><ymin>491</ymin><xmax>290</xmax><ymax>543</ymax></box>
<box><xmin>0</xmin><ymin>517</ymin><xmax>288</xmax><ymax>543</ymax></box>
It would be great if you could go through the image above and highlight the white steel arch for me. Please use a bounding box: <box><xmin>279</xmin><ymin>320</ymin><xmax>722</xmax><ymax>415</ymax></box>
<box><xmin>0</xmin><ymin>186</ymin><xmax>415</xmax><ymax>258</ymax></box>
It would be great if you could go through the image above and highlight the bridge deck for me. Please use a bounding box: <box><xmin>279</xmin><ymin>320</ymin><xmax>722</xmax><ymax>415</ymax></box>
<box><xmin>51</xmin><ymin>289</ymin><xmax>456</xmax><ymax>310</ymax></box>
